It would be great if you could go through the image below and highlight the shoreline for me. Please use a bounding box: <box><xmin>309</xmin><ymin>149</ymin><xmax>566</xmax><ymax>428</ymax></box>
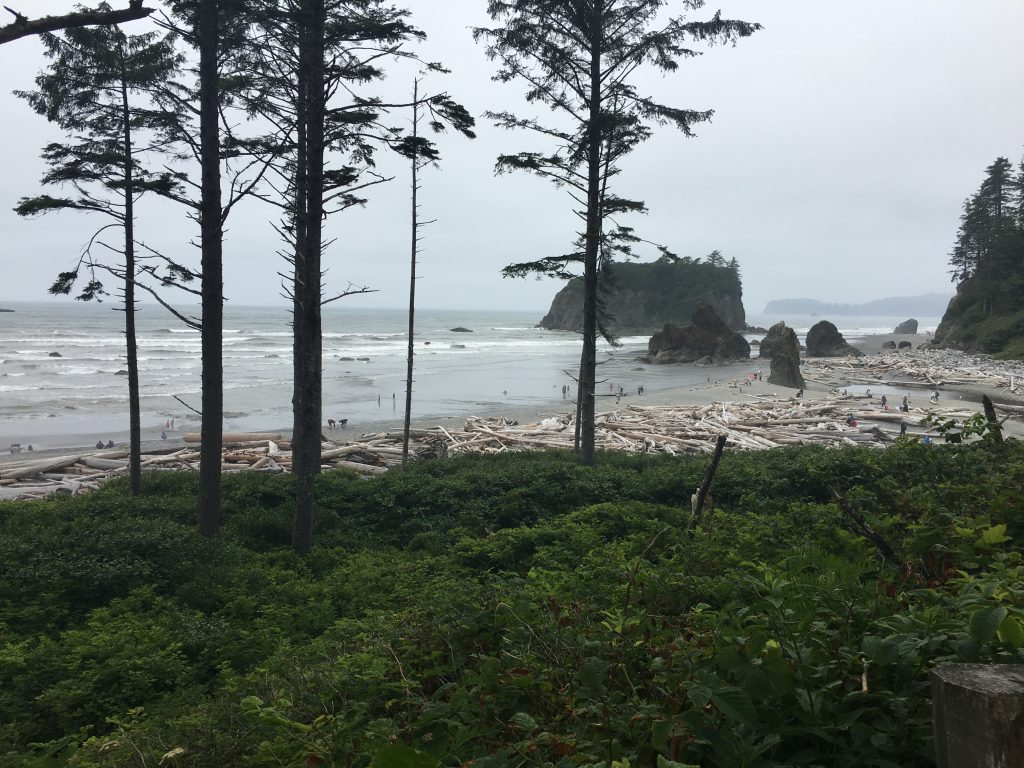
<box><xmin>4</xmin><ymin>334</ymin><xmax>1023</xmax><ymax>468</ymax></box>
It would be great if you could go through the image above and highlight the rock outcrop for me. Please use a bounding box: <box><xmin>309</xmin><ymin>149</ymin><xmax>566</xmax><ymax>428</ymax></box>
<box><xmin>450</xmin><ymin>327</ymin><xmax>473</xmax><ymax>333</ymax></box>
<box><xmin>643</xmin><ymin>304</ymin><xmax>750</xmax><ymax>364</ymax></box>
<box><xmin>539</xmin><ymin>257</ymin><xmax>746</xmax><ymax>333</ymax></box>
<box><xmin>767</xmin><ymin>327</ymin><xmax>805</xmax><ymax>389</ymax></box>
<box><xmin>805</xmin><ymin>320</ymin><xmax>864</xmax><ymax>357</ymax></box>
<box><xmin>893</xmin><ymin>318</ymin><xmax>918</xmax><ymax>334</ymax></box>
<box><xmin>757</xmin><ymin>321</ymin><xmax>788</xmax><ymax>359</ymax></box>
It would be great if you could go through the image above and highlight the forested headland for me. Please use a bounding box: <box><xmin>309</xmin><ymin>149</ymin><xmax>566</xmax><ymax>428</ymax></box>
<box><xmin>539</xmin><ymin>254</ymin><xmax>745</xmax><ymax>334</ymax></box>
<box><xmin>936</xmin><ymin>154</ymin><xmax>1024</xmax><ymax>358</ymax></box>
<box><xmin>2</xmin><ymin>439</ymin><xmax>1024</xmax><ymax>766</ymax></box>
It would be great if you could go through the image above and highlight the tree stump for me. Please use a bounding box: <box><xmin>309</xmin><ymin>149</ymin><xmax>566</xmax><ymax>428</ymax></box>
<box><xmin>931</xmin><ymin>664</ymin><xmax>1024</xmax><ymax>767</ymax></box>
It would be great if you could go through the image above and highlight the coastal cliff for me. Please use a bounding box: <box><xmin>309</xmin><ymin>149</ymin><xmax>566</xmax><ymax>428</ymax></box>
<box><xmin>539</xmin><ymin>258</ymin><xmax>745</xmax><ymax>333</ymax></box>
<box><xmin>934</xmin><ymin>274</ymin><xmax>1024</xmax><ymax>359</ymax></box>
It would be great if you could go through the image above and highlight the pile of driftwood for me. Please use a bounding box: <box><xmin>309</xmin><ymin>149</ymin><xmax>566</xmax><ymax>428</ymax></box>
<box><xmin>803</xmin><ymin>348</ymin><xmax>1024</xmax><ymax>395</ymax></box>
<box><xmin>446</xmin><ymin>396</ymin><xmax>981</xmax><ymax>456</ymax></box>
<box><xmin>1</xmin><ymin>395</ymin><xmax>1018</xmax><ymax>501</ymax></box>
<box><xmin>0</xmin><ymin>429</ymin><xmax>446</xmax><ymax>501</ymax></box>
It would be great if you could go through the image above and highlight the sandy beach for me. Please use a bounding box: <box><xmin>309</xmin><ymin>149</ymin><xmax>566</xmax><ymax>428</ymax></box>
<box><xmin>4</xmin><ymin>332</ymin><xmax>1023</xmax><ymax>497</ymax></box>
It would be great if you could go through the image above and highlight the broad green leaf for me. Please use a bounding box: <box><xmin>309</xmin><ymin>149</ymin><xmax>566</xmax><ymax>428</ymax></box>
<box><xmin>976</xmin><ymin>524</ymin><xmax>1011</xmax><ymax>548</ymax></box>
<box><xmin>657</xmin><ymin>755</ymin><xmax>699</xmax><ymax>768</ymax></box>
<box><xmin>373</xmin><ymin>744</ymin><xmax>441</xmax><ymax>768</ymax></box>
<box><xmin>509</xmin><ymin>712</ymin><xmax>538</xmax><ymax>732</ymax></box>
<box><xmin>710</xmin><ymin>688</ymin><xmax>757</xmax><ymax>724</ymax></box>
<box><xmin>969</xmin><ymin>606</ymin><xmax>1008</xmax><ymax>643</ymax></box>
<box><xmin>997</xmin><ymin>615</ymin><xmax>1024</xmax><ymax>647</ymax></box>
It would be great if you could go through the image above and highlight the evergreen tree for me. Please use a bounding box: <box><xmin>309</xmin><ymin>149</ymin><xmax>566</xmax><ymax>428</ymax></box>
<box><xmin>246</xmin><ymin>0</ymin><xmax>474</xmax><ymax>554</ymax></box>
<box><xmin>159</xmin><ymin>0</ymin><xmax>264</xmax><ymax>537</ymax></box>
<box><xmin>475</xmin><ymin>0</ymin><xmax>759</xmax><ymax>465</ymax></box>
<box><xmin>15</xmin><ymin>22</ymin><xmax>182</xmax><ymax>494</ymax></box>
<box><xmin>948</xmin><ymin>156</ymin><xmax>1024</xmax><ymax>288</ymax></box>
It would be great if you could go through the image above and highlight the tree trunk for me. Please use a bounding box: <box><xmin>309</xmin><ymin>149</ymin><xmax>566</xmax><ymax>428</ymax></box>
<box><xmin>292</xmin><ymin>0</ymin><xmax>325</xmax><ymax>555</ymax></box>
<box><xmin>402</xmin><ymin>80</ymin><xmax>419</xmax><ymax>470</ymax></box>
<box><xmin>197</xmin><ymin>0</ymin><xmax>223</xmax><ymax>537</ymax></box>
<box><xmin>120</xmin><ymin>50</ymin><xmax>141</xmax><ymax>494</ymax></box>
<box><xmin>577</xmin><ymin>1</ymin><xmax>604</xmax><ymax>466</ymax></box>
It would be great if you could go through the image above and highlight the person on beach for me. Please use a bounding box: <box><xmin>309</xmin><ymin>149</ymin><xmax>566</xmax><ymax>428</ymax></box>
<box><xmin>106</xmin><ymin>440</ymin><xmax>114</xmax><ymax>448</ymax></box>
<box><xmin>930</xmin><ymin>389</ymin><xmax>939</xmax><ymax>404</ymax></box>
<box><xmin>95</xmin><ymin>440</ymin><xmax>104</xmax><ymax>449</ymax></box>
<box><xmin>161</xmin><ymin>431</ymin><xmax>167</xmax><ymax>441</ymax></box>
<box><xmin>796</xmin><ymin>388</ymin><xmax>804</xmax><ymax>398</ymax></box>
<box><xmin>881</xmin><ymin>394</ymin><xmax>887</xmax><ymax>410</ymax></box>
<box><xmin>378</xmin><ymin>395</ymin><xmax>381</xmax><ymax>407</ymax></box>
<box><xmin>901</xmin><ymin>395</ymin><xmax>909</xmax><ymax>412</ymax></box>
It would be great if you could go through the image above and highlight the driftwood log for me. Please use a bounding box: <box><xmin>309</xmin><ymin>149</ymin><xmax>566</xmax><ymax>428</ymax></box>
<box><xmin>2</xmin><ymin>351</ymin><xmax>1022</xmax><ymax>502</ymax></box>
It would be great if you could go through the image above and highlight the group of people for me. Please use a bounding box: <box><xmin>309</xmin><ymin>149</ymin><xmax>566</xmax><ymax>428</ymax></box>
<box><xmin>874</xmin><ymin>392</ymin><xmax>915</xmax><ymax>413</ymax></box>
<box><xmin>94</xmin><ymin>439</ymin><xmax>115</xmax><ymax>449</ymax></box>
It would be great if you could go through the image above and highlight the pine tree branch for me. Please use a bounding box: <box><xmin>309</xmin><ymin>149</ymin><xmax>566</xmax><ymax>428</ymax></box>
<box><xmin>0</xmin><ymin>4</ymin><xmax>154</xmax><ymax>45</ymax></box>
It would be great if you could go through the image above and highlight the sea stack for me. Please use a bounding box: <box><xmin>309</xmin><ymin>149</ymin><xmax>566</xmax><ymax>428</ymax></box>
<box><xmin>894</xmin><ymin>318</ymin><xmax>918</xmax><ymax>334</ymax></box>
<box><xmin>806</xmin><ymin>320</ymin><xmax>864</xmax><ymax>357</ymax></box>
<box><xmin>767</xmin><ymin>326</ymin><xmax>805</xmax><ymax>389</ymax></box>
<box><xmin>643</xmin><ymin>304</ymin><xmax>750</xmax><ymax>364</ymax></box>
<box><xmin>758</xmin><ymin>321</ymin><xmax>788</xmax><ymax>359</ymax></box>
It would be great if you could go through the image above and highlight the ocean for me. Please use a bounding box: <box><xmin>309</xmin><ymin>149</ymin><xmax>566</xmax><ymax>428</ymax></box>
<box><xmin>0</xmin><ymin>302</ymin><xmax>940</xmax><ymax>450</ymax></box>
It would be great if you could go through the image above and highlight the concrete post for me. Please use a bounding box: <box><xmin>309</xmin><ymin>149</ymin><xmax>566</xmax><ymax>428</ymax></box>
<box><xmin>931</xmin><ymin>664</ymin><xmax>1024</xmax><ymax>768</ymax></box>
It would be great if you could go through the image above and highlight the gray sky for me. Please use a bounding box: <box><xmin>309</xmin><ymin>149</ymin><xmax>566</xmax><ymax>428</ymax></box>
<box><xmin>1</xmin><ymin>0</ymin><xmax>1022</xmax><ymax>315</ymax></box>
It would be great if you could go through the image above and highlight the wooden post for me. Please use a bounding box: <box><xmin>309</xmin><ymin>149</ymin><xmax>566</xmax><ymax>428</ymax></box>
<box><xmin>982</xmin><ymin>395</ymin><xmax>1004</xmax><ymax>443</ymax></box>
<box><xmin>689</xmin><ymin>434</ymin><xmax>727</xmax><ymax>531</ymax></box>
<box><xmin>931</xmin><ymin>664</ymin><xmax>1024</xmax><ymax>767</ymax></box>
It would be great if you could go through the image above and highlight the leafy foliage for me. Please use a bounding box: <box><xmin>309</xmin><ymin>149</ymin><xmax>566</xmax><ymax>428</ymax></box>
<box><xmin>2</xmin><ymin>442</ymin><xmax>1024</xmax><ymax>765</ymax></box>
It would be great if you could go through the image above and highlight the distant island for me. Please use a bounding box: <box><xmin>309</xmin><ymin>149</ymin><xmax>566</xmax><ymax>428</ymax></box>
<box><xmin>763</xmin><ymin>293</ymin><xmax>952</xmax><ymax>317</ymax></box>
<box><xmin>0</xmin><ymin>308</ymin><xmax>13</xmax><ymax>312</ymax></box>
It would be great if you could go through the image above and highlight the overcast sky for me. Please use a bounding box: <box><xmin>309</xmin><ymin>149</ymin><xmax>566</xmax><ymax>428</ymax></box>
<box><xmin>1</xmin><ymin>0</ymin><xmax>1022</xmax><ymax>315</ymax></box>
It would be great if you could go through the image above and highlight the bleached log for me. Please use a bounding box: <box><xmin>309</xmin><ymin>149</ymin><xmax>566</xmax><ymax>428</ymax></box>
<box><xmin>182</xmin><ymin>432</ymin><xmax>283</xmax><ymax>444</ymax></box>
<box><xmin>80</xmin><ymin>456</ymin><xmax>129</xmax><ymax>471</ymax></box>
<box><xmin>1</xmin><ymin>456</ymin><xmax>83</xmax><ymax>481</ymax></box>
<box><xmin>330</xmin><ymin>460</ymin><xmax>388</xmax><ymax>475</ymax></box>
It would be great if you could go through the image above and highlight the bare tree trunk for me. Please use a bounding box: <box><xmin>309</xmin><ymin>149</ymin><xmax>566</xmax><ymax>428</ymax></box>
<box><xmin>402</xmin><ymin>80</ymin><xmax>420</xmax><ymax>470</ymax></box>
<box><xmin>197</xmin><ymin>0</ymin><xmax>223</xmax><ymax>537</ymax></box>
<box><xmin>120</xmin><ymin>50</ymin><xmax>141</xmax><ymax>494</ymax></box>
<box><xmin>292</xmin><ymin>0</ymin><xmax>325</xmax><ymax>556</ymax></box>
<box><xmin>578</xmin><ymin>1</ymin><xmax>604</xmax><ymax>466</ymax></box>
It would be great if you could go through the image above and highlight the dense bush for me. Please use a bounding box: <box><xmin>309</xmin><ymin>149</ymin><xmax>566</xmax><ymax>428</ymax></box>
<box><xmin>1</xmin><ymin>441</ymin><xmax>1023</xmax><ymax>766</ymax></box>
